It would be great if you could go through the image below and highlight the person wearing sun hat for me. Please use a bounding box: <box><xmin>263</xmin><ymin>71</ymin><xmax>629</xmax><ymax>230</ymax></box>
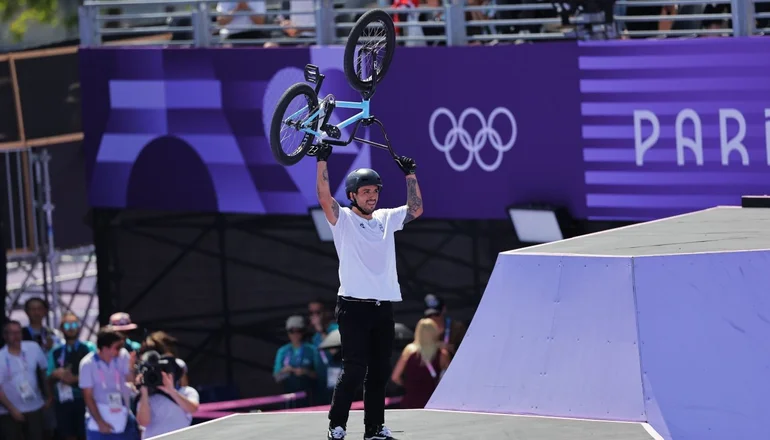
<box><xmin>107</xmin><ymin>313</ymin><xmax>142</xmax><ymax>353</ymax></box>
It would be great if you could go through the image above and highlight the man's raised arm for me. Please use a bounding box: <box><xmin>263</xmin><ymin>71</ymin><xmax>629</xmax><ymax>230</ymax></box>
<box><xmin>395</xmin><ymin>156</ymin><xmax>423</xmax><ymax>224</ymax></box>
<box><xmin>315</xmin><ymin>145</ymin><xmax>340</xmax><ymax>225</ymax></box>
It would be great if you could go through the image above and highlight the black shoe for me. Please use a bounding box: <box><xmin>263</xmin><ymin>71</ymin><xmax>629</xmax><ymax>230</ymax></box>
<box><xmin>328</xmin><ymin>426</ymin><xmax>346</xmax><ymax>439</ymax></box>
<box><xmin>363</xmin><ymin>425</ymin><xmax>395</xmax><ymax>440</ymax></box>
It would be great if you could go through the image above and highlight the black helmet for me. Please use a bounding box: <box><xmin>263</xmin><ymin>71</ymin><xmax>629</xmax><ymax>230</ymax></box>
<box><xmin>345</xmin><ymin>168</ymin><xmax>382</xmax><ymax>198</ymax></box>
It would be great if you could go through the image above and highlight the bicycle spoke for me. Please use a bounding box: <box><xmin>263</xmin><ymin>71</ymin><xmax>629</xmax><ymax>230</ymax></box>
<box><xmin>355</xmin><ymin>21</ymin><xmax>388</xmax><ymax>82</ymax></box>
<box><xmin>280</xmin><ymin>95</ymin><xmax>313</xmax><ymax>156</ymax></box>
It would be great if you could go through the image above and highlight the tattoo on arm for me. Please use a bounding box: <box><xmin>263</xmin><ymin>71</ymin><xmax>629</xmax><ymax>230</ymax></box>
<box><xmin>331</xmin><ymin>199</ymin><xmax>340</xmax><ymax>219</ymax></box>
<box><xmin>404</xmin><ymin>178</ymin><xmax>422</xmax><ymax>224</ymax></box>
<box><xmin>317</xmin><ymin>166</ymin><xmax>339</xmax><ymax>219</ymax></box>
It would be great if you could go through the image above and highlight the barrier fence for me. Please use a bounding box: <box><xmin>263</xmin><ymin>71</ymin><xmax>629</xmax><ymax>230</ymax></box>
<box><xmin>77</xmin><ymin>0</ymin><xmax>764</xmax><ymax>48</ymax></box>
<box><xmin>192</xmin><ymin>391</ymin><xmax>403</xmax><ymax>420</ymax></box>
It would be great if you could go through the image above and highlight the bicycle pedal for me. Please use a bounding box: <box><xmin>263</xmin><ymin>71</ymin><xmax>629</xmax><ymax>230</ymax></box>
<box><xmin>304</xmin><ymin>64</ymin><xmax>322</xmax><ymax>84</ymax></box>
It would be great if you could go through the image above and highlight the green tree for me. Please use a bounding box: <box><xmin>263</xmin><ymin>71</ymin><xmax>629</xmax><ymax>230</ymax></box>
<box><xmin>0</xmin><ymin>0</ymin><xmax>79</xmax><ymax>42</ymax></box>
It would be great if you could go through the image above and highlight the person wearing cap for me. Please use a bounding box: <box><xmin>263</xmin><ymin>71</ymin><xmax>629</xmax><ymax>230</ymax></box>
<box><xmin>423</xmin><ymin>294</ymin><xmax>466</xmax><ymax>358</ymax></box>
<box><xmin>272</xmin><ymin>316</ymin><xmax>322</xmax><ymax>408</ymax></box>
<box><xmin>107</xmin><ymin>314</ymin><xmax>141</xmax><ymax>353</ymax></box>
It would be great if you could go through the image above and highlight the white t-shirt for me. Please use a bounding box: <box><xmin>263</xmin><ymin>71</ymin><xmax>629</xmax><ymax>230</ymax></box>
<box><xmin>0</xmin><ymin>341</ymin><xmax>48</xmax><ymax>414</ymax></box>
<box><xmin>139</xmin><ymin>386</ymin><xmax>200</xmax><ymax>439</ymax></box>
<box><xmin>328</xmin><ymin>205</ymin><xmax>408</xmax><ymax>302</ymax></box>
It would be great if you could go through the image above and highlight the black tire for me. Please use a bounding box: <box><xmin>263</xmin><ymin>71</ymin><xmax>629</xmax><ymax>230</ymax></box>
<box><xmin>343</xmin><ymin>9</ymin><xmax>396</xmax><ymax>93</ymax></box>
<box><xmin>269</xmin><ymin>82</ymin><xmax>320</xmax><ymax>166</ymax></box>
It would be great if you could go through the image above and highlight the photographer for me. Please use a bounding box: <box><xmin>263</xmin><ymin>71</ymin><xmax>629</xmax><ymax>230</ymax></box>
<box><xmin>138</xmin><ymin>332</ymin><xmax>189</xmax><ymax>388</ymax></box>
<box><xmin>134</xmin><ymin>351</ymin><xmax>199</xmax><ymax>439</ymax></box>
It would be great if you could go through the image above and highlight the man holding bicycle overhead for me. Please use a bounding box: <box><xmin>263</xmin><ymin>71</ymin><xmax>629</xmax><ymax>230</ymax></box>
<box><xmin>314</xmin><ymin>143</ymin><xmax>422</xmax><ymax>440</ymax></box>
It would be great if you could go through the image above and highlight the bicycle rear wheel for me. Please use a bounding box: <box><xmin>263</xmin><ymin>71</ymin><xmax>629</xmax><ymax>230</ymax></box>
<box><xmin>343</xmin><ymin>9</ymin><xmax>396</xmax><ymax>93</ymax></box>
<box><xmin>269</xmin><ymin>83</ymin><xmax>320</xmax><ymax>166</ymax></box>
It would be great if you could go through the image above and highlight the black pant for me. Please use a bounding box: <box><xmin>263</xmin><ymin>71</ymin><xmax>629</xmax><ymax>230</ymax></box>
<box><xmin>328</xmin><ymin>296</ymin><xmax>395</xmax><ymax>430</ymax></box>
<box><xmin>0</xmin><ymin>408</ymin><xmax>45</xmax><ymax>440</ymax></box>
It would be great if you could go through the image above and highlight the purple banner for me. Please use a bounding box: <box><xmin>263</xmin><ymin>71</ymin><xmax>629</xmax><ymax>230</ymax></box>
<box><xmin>578</xmin><ymin>37</ymin><xmax>770</xmax><ymax>221</ymax></box>
<box><xmin>80</xmin><ymin>38</ymin><xmax>770</xmax><ymax>221</ymax></box>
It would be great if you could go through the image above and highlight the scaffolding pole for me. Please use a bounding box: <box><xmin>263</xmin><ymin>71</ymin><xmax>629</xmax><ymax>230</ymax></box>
<box><xmin>4</xmin><ymin>148</ymin><xmax>99</xmax><ymax>340</ymax></box>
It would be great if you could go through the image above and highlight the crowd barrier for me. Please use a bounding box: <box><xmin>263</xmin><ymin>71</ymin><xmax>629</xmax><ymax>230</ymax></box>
<box><xmin>77</xmin><ymin>0</ymin><xmax>760</xmax><ymax>48</ymax></box>
<box><xmin>193</xmin><ymin>391</ymin><xmax>402</xmax><ymax>420</ymax></box>
<box><xmin>80</xmin><ymin>36</ymin><xmax>770</xmax><ymax>224</ymax></box>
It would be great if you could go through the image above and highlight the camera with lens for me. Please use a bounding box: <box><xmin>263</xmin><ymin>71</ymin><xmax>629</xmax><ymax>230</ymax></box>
<box><xmin>137</xmin><ymin>350</ymin><xmax>180</xmax><ymax>392</ymax></box>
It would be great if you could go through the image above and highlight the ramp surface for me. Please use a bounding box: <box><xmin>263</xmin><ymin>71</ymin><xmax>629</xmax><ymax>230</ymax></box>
<box><xmin>633</xmin><ymin>250</ymin><xmax>770</xmax><ymax>440</ymax></box>
<box><xmin>428</xmin><ymin>206</ymin><xmax>770</xmax><ymax>440</ymax></box>
<box><xmin>508</xmin><ymin>206</ymin><xmax>770</xmax><ymax>256</ymax></box>
<box><xmin>150</xmin><ymin>410</ymin><xmax>659</xmax><ymax>440</ymax></box>
<box><xmin>427</xmin><ymin>253</ymin><xmax>645</xmax><ymax>421</ymax></box>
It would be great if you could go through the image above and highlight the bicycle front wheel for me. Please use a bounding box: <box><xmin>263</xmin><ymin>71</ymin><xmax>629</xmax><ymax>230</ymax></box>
<box><xmin>269</xmin><ymin>83</ymin><xmax>320</xmax><ymax>166</ymax></box>
<box><xmin>343</xmin><ymin>9</ymin><xmax>396</xmax><ymax>93</ymax></box>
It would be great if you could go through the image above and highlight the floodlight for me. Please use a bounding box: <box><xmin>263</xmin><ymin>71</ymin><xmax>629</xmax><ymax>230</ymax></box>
<box><xmin>309</xmin><ymin>207</ymin><xmax>334</xmax><ymax>242</ymax></box>
<box><xmin>507</xmin><ymin>204</ymin><xmax>571</xmax><ymax>244</ymax></box>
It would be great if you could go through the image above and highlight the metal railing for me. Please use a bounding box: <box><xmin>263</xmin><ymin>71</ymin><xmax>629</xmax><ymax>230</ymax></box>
<box><xmin>77</xmin><ymin>0</ymin><xmax>763</xmax><ymax>47</ymax></box>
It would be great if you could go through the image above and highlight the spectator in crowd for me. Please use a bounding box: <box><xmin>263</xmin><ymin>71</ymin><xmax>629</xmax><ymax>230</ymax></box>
<box><xmin>107</xmin><ymin>313</ymin><xmax>142</xmax><ymax>353</ymax></box>
<box><xmin>273</xmin><ymin>316</ymin><xmax>321</xmax><ymax>407</ymax></box>
<box><xmin>702</xmin><ymin>3</ymin><xmax>731</xmax><ymax>35</ymax></box>
<box><xmin>47</xmin><ymin>313</ymin><xmax>96</xmax><ymax>440</ymax></box>
<box><xmin>308</xmin><ymin>299</ymin><xmax>338</xmax><ymax>348</ymax></box>
<box><xmin>308</xmin><ymin>299</ymin><xmax>342</xmax><ymax>404</ymax></box>
<box><xmin>423</xmin><ymin>294</ymin><xmax>466</xmax><ymax>358</ymax></box>
<box><xmin>0</xmin><ymin>320</ymin><xmax>51</xmax><ymax>440</ymax></box>
<box><xmin>21</xmin><ymin>297</ymin><xmax>60</xmax><ymax>439</ymax></box>
<box><xmin>623</xmin><ymin>0</ymin><xmax>677</xmax><ymax>36</ymax></box>
<box><xmin>134</xmin><ymin>349</ymin><xmax>199</xmax><ymax>439</ymax></box>
<box><xmin>22</xmin><ymin>298</ymin><xmax>59</xmax><ymax>353</ymax></box>
<box><xmin>216</xmin><ymin>1</ymin><xmax>270</xmax><ymax>45</ymax></box>
<box><xmin>390</xmin><ymin>318</ymin><xmax>450</xmax><ymax>409</ymax></box>
<box><xmin>79</xmin><ymin>328</ymin><xmax>139</xmax><ymax>440</ymax></box>
<box><xmin>312</xmin><ymin>334</ymin><xmax>343</xmax><ymax>405</ymax></box>
<box><xmin>275</xmin><ymin>0</ymin><xmax>316</xmax><ymax>44</ymax></box>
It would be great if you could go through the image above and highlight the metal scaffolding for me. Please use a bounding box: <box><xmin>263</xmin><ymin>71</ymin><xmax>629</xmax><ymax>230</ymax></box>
<box><xmin>3</xmin><ymin>147</ymin><xmax>99</xmax><ymax>341</ymax></box>
<box><xmin>1</xmin><ymin>41</ymin><xmax>94</xmax><ymax>338</ymax></box>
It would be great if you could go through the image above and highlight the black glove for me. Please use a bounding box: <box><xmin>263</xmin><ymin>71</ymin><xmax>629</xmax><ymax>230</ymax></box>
<box><xmin>395</xmin><ymin>155</ymin><xmax>416</xmax><ymax>175</ymax></box>
<box><xmin>315</xmin><ymin>143</ymin><xmax>332</xmax><ymax>162</ymax></box>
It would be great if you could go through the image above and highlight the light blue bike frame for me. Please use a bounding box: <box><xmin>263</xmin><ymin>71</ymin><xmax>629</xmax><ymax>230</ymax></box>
<box><xmin>285</xmin><ymin>99</ymin><xmax>371</xmax><ymax>139</ymax></box>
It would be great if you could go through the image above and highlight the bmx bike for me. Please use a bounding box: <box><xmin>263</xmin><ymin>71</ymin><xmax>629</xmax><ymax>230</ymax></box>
<box><xmin>268</xmin><ymin>9</ymin><xmax>398</xmax><ymax>166</ymax></box>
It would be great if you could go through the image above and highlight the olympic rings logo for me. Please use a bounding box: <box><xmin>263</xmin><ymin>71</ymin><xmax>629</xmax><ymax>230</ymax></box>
<box><xmin>428</xmin><ymin>107</ymin><xmax>518</xmax><ymax>172</ymax></box>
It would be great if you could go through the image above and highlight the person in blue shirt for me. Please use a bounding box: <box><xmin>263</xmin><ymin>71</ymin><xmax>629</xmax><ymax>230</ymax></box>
<box><xmin>47</xmin><ymin>313</ymin><xmax>97</xmax><ymax>440</ymax></box>
<box><xmin>273</xmin><ymin>316</ymin><xmax>322</xmax><ymax>408</ymax></box>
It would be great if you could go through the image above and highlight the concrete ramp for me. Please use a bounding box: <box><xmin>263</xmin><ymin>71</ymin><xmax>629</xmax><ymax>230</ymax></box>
<box><xmin>429</xmin><ymin>254</ymin><xmax>645</xmax><ymax>421</ymax></box>
<box><xmin>427</xmin><ymin>206</ymin><xmax>770</xmax><ymax>440</ymax></box>
<box><xmin>632</xmin><ymin>251</ymin><xmax>770</xmax><ymax>440</ymax></box>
